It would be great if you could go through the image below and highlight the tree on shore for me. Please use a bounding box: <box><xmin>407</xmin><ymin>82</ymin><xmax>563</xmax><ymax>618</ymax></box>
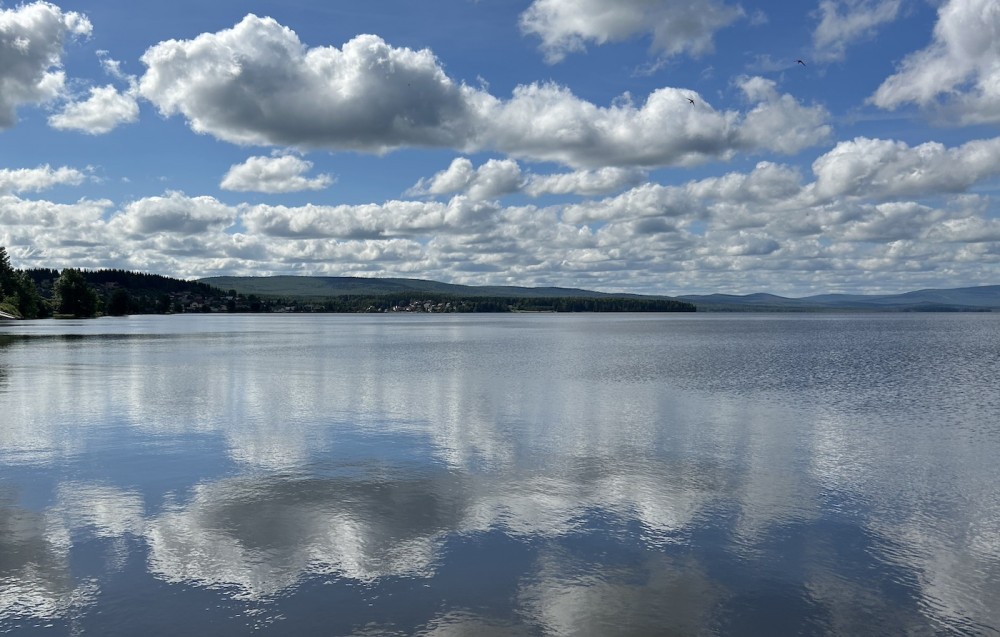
<box><xmin>0</xmin><ymin>247</ymin><xmax>45</xmax><ymax>319</ymax></box>
<box><xmin>107</xmin><ymin>288</ymin><xmax>133</xmax><ymax>316</ymax></box>
<box><xmin>54</xmin><ymin>268</ymin><xmax>99</xmax><ymax>318</ymax></box>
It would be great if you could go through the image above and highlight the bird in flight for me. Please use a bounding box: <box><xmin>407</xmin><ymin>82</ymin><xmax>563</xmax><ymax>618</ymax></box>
<box><xmin>687</xmin><ymin>97</ymin><xmax>695</xmax><ymax>105</ymax></box>
<box><xmin>796</xmin><ymin>59</ymin><xmax>806</xmax><ymax>66</ymax></box>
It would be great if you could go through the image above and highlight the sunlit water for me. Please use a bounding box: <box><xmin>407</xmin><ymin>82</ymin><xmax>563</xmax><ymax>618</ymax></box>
<box><xmin>1</xmin><ymin>313</ymin><xmax>998</xmax><ymax>636</ymax></box>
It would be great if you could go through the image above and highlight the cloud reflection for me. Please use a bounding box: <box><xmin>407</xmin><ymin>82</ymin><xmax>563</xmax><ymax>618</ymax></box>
<box><xmin>0</xmin><ymin>491</ymin><xmax>98</xmax><ymax>626</ymax></box>
<box><xmin>1</xmin><ymin>316</ymin><xmax>998</xmax><ymax>634</ymax></box>
<box><xmin>146</xmin><ymin>474</ymin><xmax>446</xmax><ymax>598</ymax></box>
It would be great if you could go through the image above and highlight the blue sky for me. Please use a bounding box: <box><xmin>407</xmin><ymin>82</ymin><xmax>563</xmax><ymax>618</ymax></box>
<box><xmin>2</xmin><ymin>0</ymin><xmax>999</xmax><ymax>295</ymax></box>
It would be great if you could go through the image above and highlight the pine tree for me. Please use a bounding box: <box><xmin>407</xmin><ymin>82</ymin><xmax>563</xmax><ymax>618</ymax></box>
<box><xmin>0</xmin><ymin>247</ymin><xmax>13</xmax><ymax>297</ymax></box>
<box><xmin>54</xmin><ymin>268</ymin><xmax>100</xmax><ymax>318</ymax></box>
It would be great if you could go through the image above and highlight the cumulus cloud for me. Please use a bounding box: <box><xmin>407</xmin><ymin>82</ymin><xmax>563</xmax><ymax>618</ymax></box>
<box><xmin>5</xmin><ymin>133</ymin><xmax>1000</xmax><ymax>294</ymax></box>
<box><xmin>870</xmin><ymin>0</ymin><xmax>1000</xmax><ymax>124</ymax></box>
<box><xmin>0</xmin><ymin>194</ymin><xmax>110</xmax><ymax>229</ymax></box>
<box><xmin>477</xmin><ymin>81</ymin><xmax>830</xmax><ymax>168</ymax></box>
<box><xmin>0</xmin><ymin>165</ymin><xmax>86</xmax><ymax>193</ymax></box>
<box><xmin>809</xmin><ymin>136</ymin><xmax>1000</xmax><ymax>200</ymax></box>
<box><xmin>519</xmin><ymin>0</ymin><xmax>744</xmax><ymax>63</ymax></box>
<box><xmin>563</xmin><ymin>161</ymin><xmax>805</xmax><ymax>224</ymax></box>
<box><xmin>110</xmin><ymin>191</ymin><xmax>237</xmax><ymax>237</ymax></box>
<box><xmin>0</xmin><ymin>1</ymin><xmax>92</xmax><ymax>128</ymax></box>
<box><xmin>242</xmin><ymin>196</ymin><xmax>499</xmax><ymax>239</ymax></box>
<box><xmin>813</xmin><ymin>0</ymin><xmax>902</xmax><ymax>61</ymax></box>
<box><xmin>48</xmin><ymin>84</ymin><xmax>139</xmax><ymax>134</ymax></box>
<box><xmin>563</xmin><ymin>181</ymin><xmax>695</xmax><ymax>224</ymax></box>
<box><xmin>408</xmin><ymin>158</ymin><xmax>522</xmax><ymax>200</ymax></box>
<box><xmin>136</xmin><ymin>15</ymin><xmax>827</xmax><ymax>169</ymax></box>
<box><xmin>735</xmin><ymin>77</ymin><xmax>832</xmax><ymax>154</ymax></box>
<box><xmin>523</xmin><ymin>166</ymin><xmax>647</xmax><ymax>197</ymax></box>
<box><xmin>220</xmin><ymin>154</ymin><xmax>334</xmax><ymax>193</ymax></box>
<box><xmin>139</xmin><ymin>16</ymin><xmax>475</xmax><ymax>151</ymax></box>
<box><xmin>410</xmin><ymin>158</ymin><xmax>645</xmax><ymax>200</ymax></box>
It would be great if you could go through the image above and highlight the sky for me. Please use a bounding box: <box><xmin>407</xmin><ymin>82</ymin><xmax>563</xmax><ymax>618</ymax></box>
<box><xmin>1</xmin><ymin>0</ymin><xmax>999</xmax><ymax>296</ymax></box>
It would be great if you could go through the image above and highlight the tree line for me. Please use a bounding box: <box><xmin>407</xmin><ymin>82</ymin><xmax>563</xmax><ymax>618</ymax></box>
<box><xmin>1</xmin><ymin>248</ymin><xmax>695</xmax><ymax>318</ymax></box>
<box><xmin>1</xmin><ymin>250</ymin><xmax>232</xmax><ymax>318</ymax></box>
<box><xmin>313</xmin><ymin>294</ymin><xmax>694</xmax><ymax>313</ymax></box>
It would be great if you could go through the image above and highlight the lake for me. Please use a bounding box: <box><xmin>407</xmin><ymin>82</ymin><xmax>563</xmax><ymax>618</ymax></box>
<box><xmin>1</xmin><ymin>313</ymin><xmax>998</xmax><ymax>636</ymax></box>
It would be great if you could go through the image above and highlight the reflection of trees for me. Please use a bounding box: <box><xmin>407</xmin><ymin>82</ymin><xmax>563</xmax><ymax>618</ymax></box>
<box><xmin>0</xmin><ymin>335</ymin><xmax>13</xmax><ymax>390</ymax></box>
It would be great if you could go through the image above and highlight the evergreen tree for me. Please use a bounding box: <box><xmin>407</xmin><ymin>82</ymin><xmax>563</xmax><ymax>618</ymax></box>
<box><xmin>0</xmin><ymin>247</ymin><xmax>13</xmax><ymax>297</ymax></box>
<box><xmin>107</xmin><ymin>288</ymin><xmax>133</xmax><ymax>316</ymax></box>
<box><xmin>11</xmin><ymin>272</ymin><xmax>44</xmax><ymax>318</ymax></box>
<box><xmin>0</xmin><ymin>247</ymin><xmax>45</xmax><ymax>318</ymax></box>
<box><xmin>54</xmin><ymin>268</ymin><xmax>99</xmax><ymax>318</ymax></box>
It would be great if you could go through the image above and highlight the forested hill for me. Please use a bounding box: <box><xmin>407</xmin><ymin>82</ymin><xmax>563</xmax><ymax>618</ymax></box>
<box><xmin>199</xmin><ymin>275</ymin><xmax>669</xmax><ymax>300</ymax></box>
<box><xmin>22</xmin><ymin>268</ymin><xmax>232</xmax><ymax>316</ymax></box>
<box><xmin>198</xmin><ymin>275</ymin><xmax>694</xmax><ymax>312</ymax></box>
<box><xmin>7</xmin><ymin>269</ymin><xmax>694</xmax><ymax>316</ymax></box>
<box><xmin>11</xmin><ymin>266</ymin><xmax>996</xmax><ymax>317</ymax></box>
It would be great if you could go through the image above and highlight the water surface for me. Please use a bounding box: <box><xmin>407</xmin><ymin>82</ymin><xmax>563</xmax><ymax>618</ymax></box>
<box><xmin>1</xmin><ymin>313</ymin><xmax>998</xmax><ymax>635</ymax></box>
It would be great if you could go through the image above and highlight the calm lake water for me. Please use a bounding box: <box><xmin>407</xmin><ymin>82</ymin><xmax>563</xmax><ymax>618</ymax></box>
<box><xmin>1</xmin><ymin>313</ymin><xmax>998</xmax><ymax>636</ymax></box>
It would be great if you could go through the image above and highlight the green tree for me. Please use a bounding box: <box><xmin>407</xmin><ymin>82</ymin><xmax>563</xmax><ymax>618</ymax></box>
<box><xmin>0</xmin><ymin>248</ymin><xmax>14</xmax><ymax>302</ymax></box>
<box><xmin>0</xmin><ymin>248</ymin><xmax>46</xmax><ymax>318</ymax></box>
<box><xmin>156</xmin><ymin>293</ymin><xmax>171</xmax><ymax>314</ymax></box>
<box><xmin>54</xmin><ymin>268</ymin><xmax>99</xmax><ymax>318</ymax></box>
<box><xmin>107</xmin><ymin>288</ymin><xmax>132</xmax><ymax>316</ymax></box>
<box><xmin>11</xmin><ymin>272</ymin><xmax>44</xmax><ymax>318</ymax></box>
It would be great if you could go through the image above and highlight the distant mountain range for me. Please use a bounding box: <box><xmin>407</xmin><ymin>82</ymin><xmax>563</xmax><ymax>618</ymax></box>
<box><xmin>677</xmin><ymin>285</ymin><xmax>1000</xmax><ymax>311</ymax></box>
<box><xmin>199</xmin><ymin>276</ymin><xmax>1000</xmax><ymax>312</ymax></box>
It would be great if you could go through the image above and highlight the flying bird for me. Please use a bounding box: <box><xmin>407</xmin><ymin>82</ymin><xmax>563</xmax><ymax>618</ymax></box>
<box><xmin>687</xmin><ymin>97</ymin><xmax>695</xmax><ymax>105</ymax></box>
<box><xmin>796</xmin><ymin>59</ymin><xmax>806</xmax><ymax>66</ymax></box>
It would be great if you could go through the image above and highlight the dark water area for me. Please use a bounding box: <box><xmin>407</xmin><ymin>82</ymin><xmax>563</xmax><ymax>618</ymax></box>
<box><xmin>0</xmin><ymin>313</ymin><xmax>998</xmax><ymax>636</ymax></box>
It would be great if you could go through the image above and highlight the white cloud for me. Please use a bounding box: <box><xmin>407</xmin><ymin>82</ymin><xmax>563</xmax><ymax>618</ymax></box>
<box><xmin>564</xmin><ymin>161</ymin><xmax>805</xmax><ymax>224</ymax></box>
<box><xmin>48</xmin><ymin>84</ymin><xmax>139</xmax><ymax>134</ymax></box>
<box><xmin>0</xmin><ymin>1</ymin><xmax>92</xmax><ymax>128</ymax></box>
<box><xmin>220</xmin><ymin>154</ymin><xmax>334</xmax><ymax>193</ymax></box>
<box><xmin>411</xmin><ymin>157</ymin><xmax>479</xmax><ymax>196</ymax></box>
<box><xmin>0</xmin><ymin>165</ymin><xmax>86</xmax><ymax>193</ymax></box>
<box><xmin>410</xmin><ymin>158</ymin><xmax>644</xmax><ymax>201</ymax></box>
<box><xmin>110</xmin><ymin>191</ymin><xmax>237</xmax><ymax>237</ymax></box>
<box><xmin>519</xmin><ymin>0</ymin><xmax>744</xmax><ymax>64</ymax></box>
<box><xmin>136</xmin><ymin>15</ymin><xmax>828</xmax><ymax>169</ymax></box>
<box><xmin>813</xmin><ymin>0</ymin><xmax>902</xmax><ymax>61</ymax></box>
<box><xmin>523</xmin><ymin>166</ymin><xmax>647</xmax><ymax>197</ymax></box>
<box><xmin>735</xmin><ymin>77</ymin><xmax>832</xmax><ymax>154</ymax></box>
<box><xmin>0</xmin><ymin>194</ymin><xmax>110</xmax><ymax>228</ymax></box>
<box><xmin>477</xmin><ymin>81</ymin><xmax>830</xmax><ymax>168</ymax></box>
<box><xmin>837</xmin><ymin>201</ymin><xmax>950</xmax><ymax>241</ymax></box>
<box><xmin>562</xmin><ymin>181</ymin><xmax>695</xmax><ymax>224</ymax></box>
<box><xmin>242</xmin><ymin>196</ymin><xmax>499</xmax><ymax>239</ymax></box>
<box><xmin>870</xmin><ymin>0</ymin><xmax>1000</xmax><ymax>124</ymax></box>
<box><xmin>689</xmin><ymin>161</ymin><xmax>805</xmax><ymax>204</ymax></box>
<box><xmin>97</xmin><ymin>50</ymin><xmax>128</xmax><ymax>80</ymax></box>
<box><xmin>48</xmin><ymin>50</ymin><xmax>141</xmax><ymax>134</ymax></box>
<box><xmin>139</xmin><ymin>16</ymin><xmax>476</xmax><ymax>151</ymax></box>
<box><xmin>809</xmin><ymin>136</ymin><xmax>1000</xmax><ymax>200</ymax></box>
<box><xmin>409</xmin><ymin>158</ymin><xmax>523</xmax><ymax>200</ymax></box>
<box><xmin>5</xmin><ymin>132</ymin><xmax>1000</xmax><ymax>295</ymax></box>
